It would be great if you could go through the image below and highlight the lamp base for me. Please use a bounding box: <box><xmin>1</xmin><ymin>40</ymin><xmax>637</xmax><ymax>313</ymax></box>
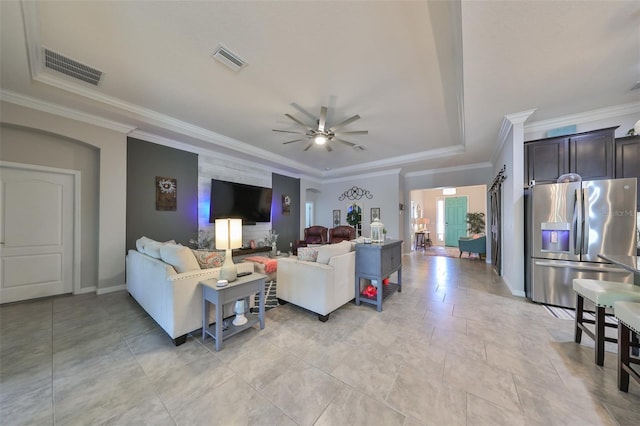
<box><xmin>232</xmin><ymin>300</ymin><xmax>248</xmax><ymax>326</ymax></box>
<box><xmin>219</xmin><ymin>249</ymin><xmax>237</xmax><ymax>282</ymax></box>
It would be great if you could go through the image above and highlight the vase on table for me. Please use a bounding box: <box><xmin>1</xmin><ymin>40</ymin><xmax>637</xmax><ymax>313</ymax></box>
<box><xmin>271</xmin><ymin>242</ymin><xmax>277</xmax><ymax>257</ymax></box>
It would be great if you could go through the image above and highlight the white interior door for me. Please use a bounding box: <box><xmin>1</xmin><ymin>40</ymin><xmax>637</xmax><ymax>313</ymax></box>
<box><xmin>0</xmin><ymin>163</ymin><xmax>78</xmax><ymax>303</ymax></box>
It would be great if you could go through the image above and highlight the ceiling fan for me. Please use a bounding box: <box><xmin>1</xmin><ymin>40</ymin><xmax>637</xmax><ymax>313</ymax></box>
<box><xmin>273</xmin><ymin>106</ymin><xmax>368</xmax><ymax>152</ymax></box>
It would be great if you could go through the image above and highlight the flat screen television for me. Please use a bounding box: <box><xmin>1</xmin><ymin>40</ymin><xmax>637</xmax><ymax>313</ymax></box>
<box><xmin>209</xmin><ymin>179</ymin><xmax>272</xmax><ymax>225</ymax></box>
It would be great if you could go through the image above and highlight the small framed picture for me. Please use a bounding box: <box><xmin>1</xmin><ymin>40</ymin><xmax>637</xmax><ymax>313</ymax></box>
<box><xmin>371</xmin><ymin>207</ymin><xmax>380</xmax><ymax>221</ymax></box>
<box><xmin>333</xmin><ymin>209</ymin><xmax>341</xmax><ymax>227</ymax></box>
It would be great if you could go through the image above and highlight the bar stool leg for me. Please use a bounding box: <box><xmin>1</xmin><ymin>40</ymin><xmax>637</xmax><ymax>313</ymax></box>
<box><xmin>574</xmin><ymin>293</ymin><xmax>583</xmax><ymax>344</ymax></box>
<box><xmin>595</xmin><ymin>306</ymin><xmax>605</xmax><ymax>366</ymax></box>
<box><xmin>618</xmin><ymin>322</ymin><xmax>630</xmax><ymax>392</ymax></box>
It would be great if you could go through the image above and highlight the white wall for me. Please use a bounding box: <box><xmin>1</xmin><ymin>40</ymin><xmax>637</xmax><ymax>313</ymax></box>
<box><xmin>306</xmin><ymin>170</ymin><xmax>402</xmax><ymax>242</ymax></box>
<box><xmin>1</xmin><ymin>101</ymin><xmax>127</xmax><ymax>292</ymax></box>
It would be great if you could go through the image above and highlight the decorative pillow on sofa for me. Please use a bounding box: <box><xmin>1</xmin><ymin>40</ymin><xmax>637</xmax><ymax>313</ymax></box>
<box><xmin>136</xmin><ymin>237</ymin><xmax>176</xmax><ymax>259</ymax></box>
<box><xmin>316</xmin><ymin>240</ymin><xmax>353</xmax><ymax>264</ymax></box>
<box><xmin>160</xmin><ymin>244</ymin><xmax>201</xmax><ymax>273</ymax></box>
<box><xmin>191</xmin><ymin>249</ymin><xmax>225</xmax><ymax>269</ymax></box>
<box><xmin>297</xmin><ymin>247</ymin><xmax>318</xmax><ymax>262</ymax></box>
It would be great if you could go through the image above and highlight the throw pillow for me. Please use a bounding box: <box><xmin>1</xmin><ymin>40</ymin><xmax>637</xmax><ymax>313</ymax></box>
<box><xmin>160</xmin><ymin>244</ymin><xmax>201</xmax><ymax>273</ymax></box>
<box><xmin>316</xmin><ymin>240</ymin><xmax>352</xmax><ymax>264</ymax></box>
<box><xmin>191</xmin><ymin>249</ymin><xmax>225</xmax><ymax>269</ymax></box>
<box><xmin>297</xmin><ymin>247</ymin><xmax>318</xmax><ymax>262</ymax></box>
<box><xmin>136</xmin><ymin>236</ymin><xmax>155</xmax><ymax>252</ymax></box>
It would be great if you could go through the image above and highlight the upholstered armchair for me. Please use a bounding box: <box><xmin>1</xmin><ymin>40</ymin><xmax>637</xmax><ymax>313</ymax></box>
<box><xmin>329</xmin><ymin>226</ymin><xmax>356</xmax><ymax>244</ymax></box>
<box><xmin>292</xmin><ymin>226</ymin><xmax>328</xmax><ymax>254</ymax></box>
<box><xmin>304</xmin><ymin>226</ymin><xmax>328</xmax><ymax>244</ymax></box>
<box><xmin>458</xmin><ymin>235</ymin><xmax>486</xmax><ymax>259</ymax></box>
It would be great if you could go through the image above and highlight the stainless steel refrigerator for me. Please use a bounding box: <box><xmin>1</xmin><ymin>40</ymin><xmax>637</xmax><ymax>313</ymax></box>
<box><xmin>525</xmin><ymin>178</ymin><xmax>637</xmax><ymax>308</ymax></box>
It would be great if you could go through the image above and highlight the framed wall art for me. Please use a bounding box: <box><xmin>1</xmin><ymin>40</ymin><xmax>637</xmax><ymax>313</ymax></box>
<box><xmin>333</xmin><ymin>209</ymin><xmax>341</xmax><ymax>227</ymax></box>
<box><xmin>282</xmin><ymin>194</ymin><xmax>291</xmax><ymax>214</ymax></box>
<box><xmin>371</xmin><ymin>207</ymin><xmax>380</xmax><ymax>221</ymax></box>
<box><xmin>156</xmin><ymin>176</ymin><xmax>177</xmax><ymax>211</ymax></box>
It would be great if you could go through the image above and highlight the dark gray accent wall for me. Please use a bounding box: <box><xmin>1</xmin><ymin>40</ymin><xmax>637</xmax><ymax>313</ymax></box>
<box><xmin>271</xmin><ymin>173</ymin><xmax>300</xmax><ymax>253</ymax></box>
<box><xmin>126</xmin><ymin>137</ymin><xmax>198</xmax><ymax>250</ymax></box>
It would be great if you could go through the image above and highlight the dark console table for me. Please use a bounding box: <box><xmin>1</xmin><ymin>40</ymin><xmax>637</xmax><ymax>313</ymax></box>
<box><xmin>355</xmin><ymin>239</ymin><xmax>403</xmax><ymax>312</ymax></box>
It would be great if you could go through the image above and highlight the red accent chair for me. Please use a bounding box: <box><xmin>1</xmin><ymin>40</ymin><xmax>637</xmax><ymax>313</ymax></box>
<box><xmin>292</xmin><ymin>226</ymin><xmax>328</xmax><ymax>254</ymax></box>
<box><xmin>329</xmin><ymin>226</ymin><xmax>356</xmax><ymax>244</ymax></box>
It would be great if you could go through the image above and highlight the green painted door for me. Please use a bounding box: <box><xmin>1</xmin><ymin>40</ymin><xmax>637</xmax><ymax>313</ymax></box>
<box><xmin>445</xmin><ymin>197</ymin><xmax>467</xmax><ymax>247</ymax></box>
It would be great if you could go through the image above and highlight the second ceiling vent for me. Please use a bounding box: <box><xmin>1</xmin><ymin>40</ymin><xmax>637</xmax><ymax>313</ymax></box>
<box><xmin>43</xmin><ymin>48</ymin><xmax>103</xmax><ymax>86</ymax></box>
<box><xmin>211</xmin><ymin>45</ymin><xmax>247</xmax><ymax>72</ymax></box>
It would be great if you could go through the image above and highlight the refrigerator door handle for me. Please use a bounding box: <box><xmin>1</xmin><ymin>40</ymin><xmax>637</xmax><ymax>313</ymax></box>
<box><xmin>534</xmin><ymin>261</ymin><xmax>627</xmax><ymax>273</ymax></box>
<box><xmin>573</xmin><ymin>187</ymin><xmax>582</xmax><ymax>255</ymax></box>
<box><xmin>582</xmin><ymin>187</ymin><xmax>590</xmax><ymax>254</ymax></box>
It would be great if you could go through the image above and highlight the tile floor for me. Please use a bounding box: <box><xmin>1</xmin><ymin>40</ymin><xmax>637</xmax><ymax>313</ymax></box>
<box><xmin>1</xmin><ymin>252</ymin><xmax>639</xmax><ymax>425</ymax></box>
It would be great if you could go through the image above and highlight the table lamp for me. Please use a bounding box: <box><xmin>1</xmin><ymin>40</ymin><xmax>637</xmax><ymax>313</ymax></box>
<box><xmin>215</xmin><ymin>218</ymin><xmax>242</xmax><ymax>282</ymax></box>
<box><xmin>418</xmin><ymin>217</ymin><xmax>430</xmax><ymax>231</ymax></box>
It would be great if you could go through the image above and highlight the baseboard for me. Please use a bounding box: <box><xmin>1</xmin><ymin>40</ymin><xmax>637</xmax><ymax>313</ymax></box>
<box><xmin>75</xmin><ymin>286</ymin><xmax>96</xmax><ymax>295</ymax></box>
<box><xmin>96</xmin><ymin>284</ymin><xmax>126</xmax><ymax>295</ymax></box>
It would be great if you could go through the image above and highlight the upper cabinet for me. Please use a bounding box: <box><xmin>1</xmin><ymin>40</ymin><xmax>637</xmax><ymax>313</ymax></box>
<box><xmin>615</xmin><ymin>135</ymin><xmax>640</xmax><ymax>210</ymax></box>
<box><xmin>524</xmin><ymin>127</ymin><xmax>617</xmax><ymax>185</ymax></box>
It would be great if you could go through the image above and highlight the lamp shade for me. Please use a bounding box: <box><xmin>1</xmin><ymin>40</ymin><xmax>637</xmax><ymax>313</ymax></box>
<box><xmin>215</xmin><ymin>218</ymin><xmax>243</xmax><ymax>250</ymax></box>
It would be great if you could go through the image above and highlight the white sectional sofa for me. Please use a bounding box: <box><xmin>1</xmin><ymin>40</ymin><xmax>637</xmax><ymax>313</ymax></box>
<box><xmin>126</xmin><ymin>239</ymin><xmax>253</xmax><ymax>345</ymax></box>
<box><xmin>276</xmin><ymin>241</ymin><xmax>355</xmax><ymax>321</ymax></box>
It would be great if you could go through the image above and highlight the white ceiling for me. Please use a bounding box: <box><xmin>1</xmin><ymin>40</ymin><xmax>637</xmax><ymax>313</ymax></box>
<box><xmin>1</xmin><ymin>1</ymin><xmax>639</xmax><ymax>179</ymax></box>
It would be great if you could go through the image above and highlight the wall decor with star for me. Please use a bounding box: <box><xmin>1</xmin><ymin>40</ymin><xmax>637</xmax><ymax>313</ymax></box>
<box><xmin>282</xmin><ymin>194</ymin><xmax>291</xmax><ymax>214</ymax></box>
<box><xmin>156</xmin><ymin>176</ymin><xmax>177</xmax><ymax>211</ymax></box>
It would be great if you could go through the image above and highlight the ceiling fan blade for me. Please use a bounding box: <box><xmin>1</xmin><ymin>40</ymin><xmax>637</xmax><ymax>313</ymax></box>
<box><xmin>329</xmin><ymin>114</ymin><xmax>360</xmax><ymax>132</ymax></box>
<box><xmin>338</xmin><ymin>130</ymin><xmax>368</xmax><ymax>135</ymax></box>
<box><xmin>273</xmin><ymin>129</ymin><xmax>306</xmax><ymax>134</ymax></box>
<box><xmin>318</xmin><ymin>106</ymin><xmax>328</xmax><ymax>132</ymax></box>
<box><xmin>285</xmin><ymin>114</ymin><xmax>313</xmax><ymax>130</ymax></box>
<box><xmin>282</xmin><ymin>138</ymin><xmax>305</xmax><ymax>144</ymax></box>
<box><xmin>325</xmin><ymin>144</ymin><xmax>333</xmax><ymax>152</ymax></box>
<box><xmin>291</xmin><ymin>103</ymin><xmax>319</xmax><ymax>123</ymax></box>
<box><xmin>333</xmin><ymin>138</ymin><xmax>356</xmax><ymax>147</ymax></box>
<box><xmin>303</xmin><ymin>143</ymin><xmax>314</xmax><ymax>151</ymax></box>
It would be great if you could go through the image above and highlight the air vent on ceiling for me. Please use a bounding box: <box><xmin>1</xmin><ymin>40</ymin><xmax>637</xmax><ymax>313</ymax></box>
<box><xmin>43</xmin><ymin>48</ymin><xmax>103</xmax><ymax>86</ymax></box>
<box><xmin>211</xmin><ymin>45</ymin><xmax>247</xmax><ymax>72</ymax></box>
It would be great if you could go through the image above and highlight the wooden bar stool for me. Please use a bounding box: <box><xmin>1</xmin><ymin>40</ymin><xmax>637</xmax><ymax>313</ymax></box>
<box><xmin>613</xmin><ymin>301</ymin><xmax>640</xmax><ymax>392</ymax></box>
<box><xmin>572</xmin><ymin>278</ymin><xmax>640</xmax><ymax>366</ymax></box>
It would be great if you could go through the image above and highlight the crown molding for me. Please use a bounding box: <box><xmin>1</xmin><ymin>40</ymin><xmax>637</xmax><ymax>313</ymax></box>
<box><xmin>404</xmin><ymin>161</ymin><xmax>492</xmax><ymax>178</ymax></box>
<box><xmin>321</xmin><ymin>144</ymin><xmax>465</xmax><ymax>178</ymax></box>
<box><xmin>323</xmin><ymin>168</ymin><xmax>402</xmax><ymax>184</ymax></box>
<box><xmin>1</xmin><ymin>90</ymin><xmax>137</xmax><ymax>133</ymax></box>
<box><xmin>524</xmin><ymin>101</ymin><xmax>640</xmax><ymax>134</ymax></box>
<box><xmin>129</xmin><ymin>130</ymin><xmax>311</xmax><ymax>179</ymax></box>
<box><xmin>490</xmin><ymin>109</ymin><xmax>536</xmax><ymax>165</ymax></box>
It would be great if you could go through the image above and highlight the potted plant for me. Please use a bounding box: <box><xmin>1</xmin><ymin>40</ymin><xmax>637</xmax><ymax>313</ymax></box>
<box><xmin>465</xmin><ymin>212</ymin><xmax>486</xmax><ymax>235</ymax></box>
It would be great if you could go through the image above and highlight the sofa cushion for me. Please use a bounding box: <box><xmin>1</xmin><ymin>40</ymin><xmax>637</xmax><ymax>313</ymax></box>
<box><xmin>191</xmin><ymin>249</ymin><xmax>225</xmax><ymax>269</ymax></box>
<box><xmin>297</xmin><ymin>247</ymin><xmax>319</xmax><ymax>262</ymax></box>
<box><xmin>160</xmin><ymin>244</ymin><xmax>201</xmax><ymax>273</ymax></box>
<box><xmin>136</xmin><ymin>236</ymin><xmax>155</xmax><ymax>252</ymax></box>
<box><xmin>136</xmin><ymin>236</ymin><xmax>176</xmax><ymax>259</ymax></box>
<box><xmin>316</xmin><ymin>241</ymin><xmax>352</xmax><ymax>264</ymax></box>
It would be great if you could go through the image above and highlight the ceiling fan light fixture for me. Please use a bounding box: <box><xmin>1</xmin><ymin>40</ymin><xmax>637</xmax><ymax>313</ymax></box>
<box><xmin>314</xmin><ymin>135</ymin><xmax>327</xmax><ymax>145</ymax></box>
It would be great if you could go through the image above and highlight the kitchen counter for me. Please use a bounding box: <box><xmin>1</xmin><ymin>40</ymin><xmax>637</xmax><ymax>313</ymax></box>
<box><xmin>598</xmin><ymin>254</ymin><xmax>639</xmax><ymax>274</ymax></box>
<box><xmin>598</xmin><ymin>254</ymin><xmax>640</xmax><ymax>285</ymax></box>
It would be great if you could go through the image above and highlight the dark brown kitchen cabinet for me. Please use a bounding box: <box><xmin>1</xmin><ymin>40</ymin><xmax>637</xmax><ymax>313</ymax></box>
<box><xmin>615</xmin><ymin>135</ymin><xmax>640</xmax><ymax>210</ymax></box>
<box><xmin>524</xmin><ymin>127</ymin><xmax>617</xmax><ymax>185</ymax></box>
<box><xmin>525</xmin><ymin>137</ymin><xmax>568</xmax><ymax>184</ymax></box>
